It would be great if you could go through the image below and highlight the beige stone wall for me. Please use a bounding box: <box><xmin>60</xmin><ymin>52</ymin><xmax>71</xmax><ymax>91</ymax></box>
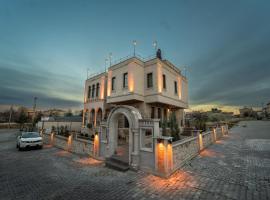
<box><xmin>172</xmin><ymin>126</ymin><xmax>228</xmax><ymax>172</ymax></box>
<box><xmin>42</xmin><ymin>133</ymin><xmax>95</xmax><ymax>157</ymax></box>
<box><xmin>38</xmin><ymin>121</ymin><xmax>82</xmax><ymax>132</ymax></box>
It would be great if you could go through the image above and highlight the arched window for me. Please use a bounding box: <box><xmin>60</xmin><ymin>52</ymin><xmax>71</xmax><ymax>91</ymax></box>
<box><xmin>96</xmin><ymin>108</ymin><xmax>102</xmax><ymax>126</ymax></box>
<box><xmin>92</xmin><ymin>84</ymin><xmax>95</xmax><ymax>98</ymax></box>
<box><xmin>96</xmin><ymin>83</ymin><xmax>100</xmax><ymax>97</ymax></box>
<box><xmin>87</xmin><ymin>86</ymin><xmax>91</xmax><ymax>99</ymax></box>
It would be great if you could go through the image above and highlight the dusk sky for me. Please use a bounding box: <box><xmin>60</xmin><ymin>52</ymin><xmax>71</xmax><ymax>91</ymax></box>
<box><xmin>0</xmin><ymin>0</ymin><xmax>270</xmax><ymax>112</ymax></box>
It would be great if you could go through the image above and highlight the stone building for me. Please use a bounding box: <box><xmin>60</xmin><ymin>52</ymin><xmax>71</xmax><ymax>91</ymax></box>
<box><xmin>82</xmin><ymin>50</ymin><xmax>188</xmax><ymax>172</ymax></box>
<box><xmin>83</xmin><ymin>52</ymin><xmax>188</xmax><ymax>129</ymax></box>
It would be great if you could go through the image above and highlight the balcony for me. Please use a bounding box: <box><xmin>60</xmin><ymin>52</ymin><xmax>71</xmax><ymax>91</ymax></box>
<box><xmin>145</xmin><ymin>93</ymin><xmax>188</xmax><ymax>109</ymax></box>
<box><xmin>106</xmin><ymin>91</ymin><xmax>144</xmax><ymax>104</ymax></box>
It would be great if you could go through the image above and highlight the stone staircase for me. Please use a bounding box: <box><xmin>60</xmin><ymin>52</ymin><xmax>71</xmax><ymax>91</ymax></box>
<box><xmin>105</xmin><ymin>155</ymin><xmax>129</xmax><ymax>172</ymax></box>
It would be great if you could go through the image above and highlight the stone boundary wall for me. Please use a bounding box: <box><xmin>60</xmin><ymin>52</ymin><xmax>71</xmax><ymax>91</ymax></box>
<box><xmin>172</xmin><ymin>126</ymin><xmax>228</xmax><ymax>172</ymax></box>
<box><xmin>42</xmin><ymin>133</ymin><xmax>96</xmax><ymax>157</ymax></box>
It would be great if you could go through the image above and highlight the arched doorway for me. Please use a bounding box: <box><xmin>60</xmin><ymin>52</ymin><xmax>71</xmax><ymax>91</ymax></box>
<box><xmin>96</xmin><ymin>108</ymin><xmax>102</xmax><ymax>126</ymax></box>
<box><xmin>84</xmin><ymin>109</ymin><xmax>89</xmax><ymax>126</ymax></box>
<box><xmin>90</xmin><ymin>109</ymin><xmax>95</xmax><ymax>128</ymax></box>
<box><xmin>107</xmin><ymin>106</ymin><xmax>142</xmax><ymax>166</ymax></box>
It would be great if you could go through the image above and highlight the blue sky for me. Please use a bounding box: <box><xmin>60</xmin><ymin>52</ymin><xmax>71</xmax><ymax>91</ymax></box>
<box><xmin>0</xmin><ymin>0</ymin><xmax>270</xmax><ymax>111</ymax></box>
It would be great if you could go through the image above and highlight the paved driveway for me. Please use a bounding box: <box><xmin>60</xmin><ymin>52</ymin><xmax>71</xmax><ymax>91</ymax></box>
<box><xmin>0</xmin><ymin>121</ymin><xmax>270</xmax><ymax>200</ymax></box>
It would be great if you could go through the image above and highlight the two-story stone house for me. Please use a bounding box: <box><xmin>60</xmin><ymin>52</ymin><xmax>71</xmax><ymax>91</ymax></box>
<box><xmin>83</xmin><ymin>51</ymin><xmax>188</xmax><ymax>131</ymax></box>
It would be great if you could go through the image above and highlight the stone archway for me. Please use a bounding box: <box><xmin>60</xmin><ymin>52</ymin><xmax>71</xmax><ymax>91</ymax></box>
<box><xmin>107</xmin><ymin>105</ymin><xmax>142</xmax><ymax>167</ymax></box>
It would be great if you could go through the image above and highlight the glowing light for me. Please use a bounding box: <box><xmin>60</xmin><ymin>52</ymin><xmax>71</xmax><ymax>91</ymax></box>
<box><xmin>107</xmin><ymin>70</ymin><xmax>112</xmax><ymax>96</ymax></box>
<box><xmin>128</xmin><ymin>65</ymin><xmax>134</xmax><ymax>92</ymax></box>
<box><xmin>213</xmin><ymin>128</ymin><xmax>217</xmax><ymax>141</ymax></box>
<box><xmin>94</xmin><ymin>133</ymin><xmax>99</xmax><ymax>157</ymax></box>
<box><xmin>50</xmin><ymin>133</ymin><xmax>54</xmax><ymax>144</ymax></box>
<box><xmin>157</xmin><ymin>63</ymin><xmax>162</xmax><ymax>93</ymax></box>
<box><xmin>167</xmin><ymin>143</ymin><xmax>173</xmax><ymax>171</ymax></box>
<box><xmin>198</xmin><ymin>133</ymin><xmax>203</xmax><ymax>151</ymax></box>
<box><xmin>67</xmin><ymin>135</ymin><xmax>72</xmax><ymax>150</ymax></box>
<box><xmin>100</xmin><ymin>76</ymin><xmax>105</xmax><ymax>99</ymax></box>
<box><xmin>177</xmin><ymin>76</ymin><xmax>182</xmax><ymax>99</ymax></box>
<box><xmin>157</xmin><ymin>142</ymin><xmax>165</xmax><ymax>173</ymax></box>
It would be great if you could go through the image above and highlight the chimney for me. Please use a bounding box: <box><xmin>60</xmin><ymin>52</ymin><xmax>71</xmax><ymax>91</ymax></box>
<box><xmin>156</xmin><ymin>49</ymin><xmax>162</xmax><ymax>60</ymax></box>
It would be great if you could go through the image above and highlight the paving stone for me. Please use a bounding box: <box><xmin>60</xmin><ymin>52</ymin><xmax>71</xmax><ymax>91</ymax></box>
<box><xmin>0</xmin><ymin>121</ymin><xmax>270</xmax><ymax>200</ymax></box>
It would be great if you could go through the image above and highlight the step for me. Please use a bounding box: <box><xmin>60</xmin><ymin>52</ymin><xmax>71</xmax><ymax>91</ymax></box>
<box><xmin>105</xmin><ymin>157</ymin><xmax>129</xmax><ymax>172</ymax></box>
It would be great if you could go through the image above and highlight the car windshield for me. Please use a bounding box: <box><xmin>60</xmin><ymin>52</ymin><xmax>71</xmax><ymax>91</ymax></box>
<box><xmin>21</xmin><ymin>132</ymin><xmax>40</xmax><ymax>138</ymax></box>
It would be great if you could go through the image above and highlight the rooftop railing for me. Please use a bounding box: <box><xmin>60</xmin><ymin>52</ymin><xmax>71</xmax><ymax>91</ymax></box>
<box><xmin>87</xmin><ymin>53</ymin><xmax>185</xmax><ymax>80</ymax></box>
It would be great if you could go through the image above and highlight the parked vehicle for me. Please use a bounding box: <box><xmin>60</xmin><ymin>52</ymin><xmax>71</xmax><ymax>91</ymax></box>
<box><xmin>17</xmin><ymin>132</ymin><xmax>43</xmax><ymax>150</ymax></box>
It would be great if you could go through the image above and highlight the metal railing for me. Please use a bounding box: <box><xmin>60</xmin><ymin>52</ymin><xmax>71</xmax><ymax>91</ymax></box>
<box><xmin>86</xmin><ymin>53</ymin><xmax>185</xmax><ymax>80</ymax></box>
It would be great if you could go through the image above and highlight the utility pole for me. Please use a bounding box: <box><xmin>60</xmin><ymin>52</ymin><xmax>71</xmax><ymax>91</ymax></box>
<box><xmin>8</xmin><ymin>105</ymin><xmax>13</xmax><ymax>129</ymax></box>
<box><xmin>32</xmin><ymin>97</ymin><xmax>38</xmax><ymax>128</ymax></box>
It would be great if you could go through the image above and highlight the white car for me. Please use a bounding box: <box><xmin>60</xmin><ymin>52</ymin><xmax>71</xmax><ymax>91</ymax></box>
<box><xmin>17</xmin><ymin>132</ymin><xmax>43</xmax><ymax>150</ymax></box>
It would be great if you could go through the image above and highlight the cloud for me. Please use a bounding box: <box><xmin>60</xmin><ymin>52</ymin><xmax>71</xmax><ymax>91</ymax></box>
<box><xmin>189</xmin><ymin>22</ymin><xmax>270</xmax><ymax>106</ymax></box>
<box><xmin>0</xmin><ymin>64</ymin><xmax>83</xmax><ymax>109</ymax></box>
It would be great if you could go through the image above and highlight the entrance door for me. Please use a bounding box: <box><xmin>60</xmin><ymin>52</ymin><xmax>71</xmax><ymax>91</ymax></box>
<box><xmin>115</xmin><ymin>114</ymin><xmax>129</xmax><ymax>163</ymax></box>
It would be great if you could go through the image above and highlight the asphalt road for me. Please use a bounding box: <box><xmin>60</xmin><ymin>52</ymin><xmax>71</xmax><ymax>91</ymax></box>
<box><xmin>0</xmin><ymin>121</ymin><xmax>269</xmax><ymax>200</ymax></box>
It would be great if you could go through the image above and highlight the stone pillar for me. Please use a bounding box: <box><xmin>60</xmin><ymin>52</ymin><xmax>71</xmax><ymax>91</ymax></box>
<box><xmin>154</xmin><ymin>136</ymin><xmax>173</xmax><ymax>177</ymax></box>
<box><xmin>131</xmin><ymin>128</ymin><xmax>139</xmax><ymax>169</ymax></box>
<box><xmin>153</xmin><ymin>119</ymin><xmax>160</xmax><ymax>137</ymax></box>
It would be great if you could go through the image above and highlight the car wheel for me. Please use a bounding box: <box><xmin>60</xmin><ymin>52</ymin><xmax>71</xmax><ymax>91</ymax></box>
<box><xmin>18</xmin><ymin>143</ymin><xmax>23</xmax><ymax>151</ymax></box>
<box><xmin>16</xmin><ymin>143</ymin><xmax>19</xmax><ymax>148</ymax></box>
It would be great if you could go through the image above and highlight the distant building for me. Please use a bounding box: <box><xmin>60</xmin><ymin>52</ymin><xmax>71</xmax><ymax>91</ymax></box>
<box><xmin>211</xmin><ymin>108</ymin><xmax>222</xmax><ymax>113</ymax></box>
<box><xmin>42</xmin><ymin>109</ymin><xmax>66</xmax><ymax>117</ymax></box>
<box><xmin>239</xmin><ymin>107</ymin><xmax>254</xmax><ymax>118</ymax></box>
<box><xmin>266</xmin><ymin>102</ymin><xmax>270</xmax><ymax>115</ymax></box>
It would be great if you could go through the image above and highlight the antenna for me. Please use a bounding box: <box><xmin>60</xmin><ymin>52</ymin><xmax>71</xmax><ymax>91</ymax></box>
<box><xmin>153</xmin><ymin>41</ymin><xmax>157</xmax><ymax>51</ymax></box>
<box><xmin>105</xmin><ymin>58</ymin><xmax>108</xmax><ymax>72</ymax></box>
<box><xmin>87</xmin><ymin>68</ymin><xmax>90</xmax><ymax>79</ymax></box>
<box><xmin>109</xmin><ymin>53</ymin><xmax>112</xmax><ymax>66</ymax></box>
<box><xmin>133</xmin><ymin>40</ymin><xmax>137</xmax><ymax>56</ymax></box>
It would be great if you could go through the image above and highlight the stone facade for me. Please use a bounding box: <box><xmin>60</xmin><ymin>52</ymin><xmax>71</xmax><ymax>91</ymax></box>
<box><xmin>83</xmin><ymin>55</ymin><xmax>188</xmax><ymax>130</ymax></box>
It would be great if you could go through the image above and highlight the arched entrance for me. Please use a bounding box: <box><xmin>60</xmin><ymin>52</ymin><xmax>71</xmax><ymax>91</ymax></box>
<box><xmin>96</xmin><ymin>108</ymin><xmax>102</xmax><ymax>126</ymax></box>
<box><xmin>107</xmin><ymin>105</ymin><xmax>142</xmax><ymax>166</ymax></box>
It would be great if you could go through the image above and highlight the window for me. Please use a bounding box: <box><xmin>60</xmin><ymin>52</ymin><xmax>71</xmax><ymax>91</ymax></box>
<box><xmin>174</xmin><ymin>81</ymin><xmax>178</xmax><ymax>94</ymax></box>
<box><xmin>87</xmin><ymin>86</ymin><xmax>91</xmax><ymax>99</ymax></box>
<box><xmin>96</xmin><ymin>83</ymin><xmax>100</xmax><ymax>97</ymax></box>
<box><xmin>141</xmin><ymin>128</ymin><xmax>153</xmax><ymax>151</ymax></box>
<box><xmin>111</xmin><ymin>77</ymin><xmax>116</xmax><ymax>91</ymax></box>
<box><xmin>147</xmin><ymin>73</ymin><xmax>153</xmax><ymax>88</ymax></box>
<box><xmin>92</xmin><ymin>84</ymin><xmax>95</xmax><ymax>98</ymax></box>
<box><xmin>162</xmin><ymin>74</ymin><xmax>166</xmax><ymax>89</ymax></box>
<box><xmin>163</xmin><ymin>108</ymin><xmax>167</xmax><ymax>121</ymax></box>
<box><xmin>123</xmin><ymin>73</ymin><xmax>128</xmax><ymax>88</ymax></box>
<box><xmin>151</xmin><ymin>107</ymin><xmax>155</xmax><ymax>119</ymax></box>
<box><xmin>157</xmin><ymin>108</ymin><xmax>161</xmax><ymax>119</ymax></box>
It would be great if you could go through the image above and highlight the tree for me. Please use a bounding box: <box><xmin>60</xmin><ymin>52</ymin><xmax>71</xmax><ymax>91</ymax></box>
<box><xmin>65</xmin><ymin>109</ymin><xmax>73</xmax><ymax>117</ymax></box>
<box><xmin>33</xmin><ymin>112</ymin><xmax>43</xmax><ymax>125</ymax></box>
<box><xmin>193</xmin><ymin>112</ymin><xmax>208</xmax><ymax>131</ymax></box>
<box><xmin>162</xmin><ymin>112</ymin><xmax>180</xmax><ymax>141</ymax></box>
<box><xmin>169</xmin><ymin>112</ymin><xmax>180</xmax><ymax>141</ymax></box>
<box><xmin>79</xmin><ymin>110</ymin><xmax>83</xmax><ymax>117</ymax></box>
<box><xmin>16</xmin><ymin>107</ymin><xmax>29</xmax><ymax>126</ymax></box>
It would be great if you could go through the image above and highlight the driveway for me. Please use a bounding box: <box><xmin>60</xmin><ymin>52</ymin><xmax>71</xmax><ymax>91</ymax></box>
<box><xmin>0</xmin><ymin>121</ymin><xmax>269</xmax><ymax>200</ymax></box>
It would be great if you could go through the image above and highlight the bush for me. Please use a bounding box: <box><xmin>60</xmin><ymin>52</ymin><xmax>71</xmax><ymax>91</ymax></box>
<box><xmin>87</xmin><ymin>123</ymin><xmax>92</xmax><ymax>129</ymax></box>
